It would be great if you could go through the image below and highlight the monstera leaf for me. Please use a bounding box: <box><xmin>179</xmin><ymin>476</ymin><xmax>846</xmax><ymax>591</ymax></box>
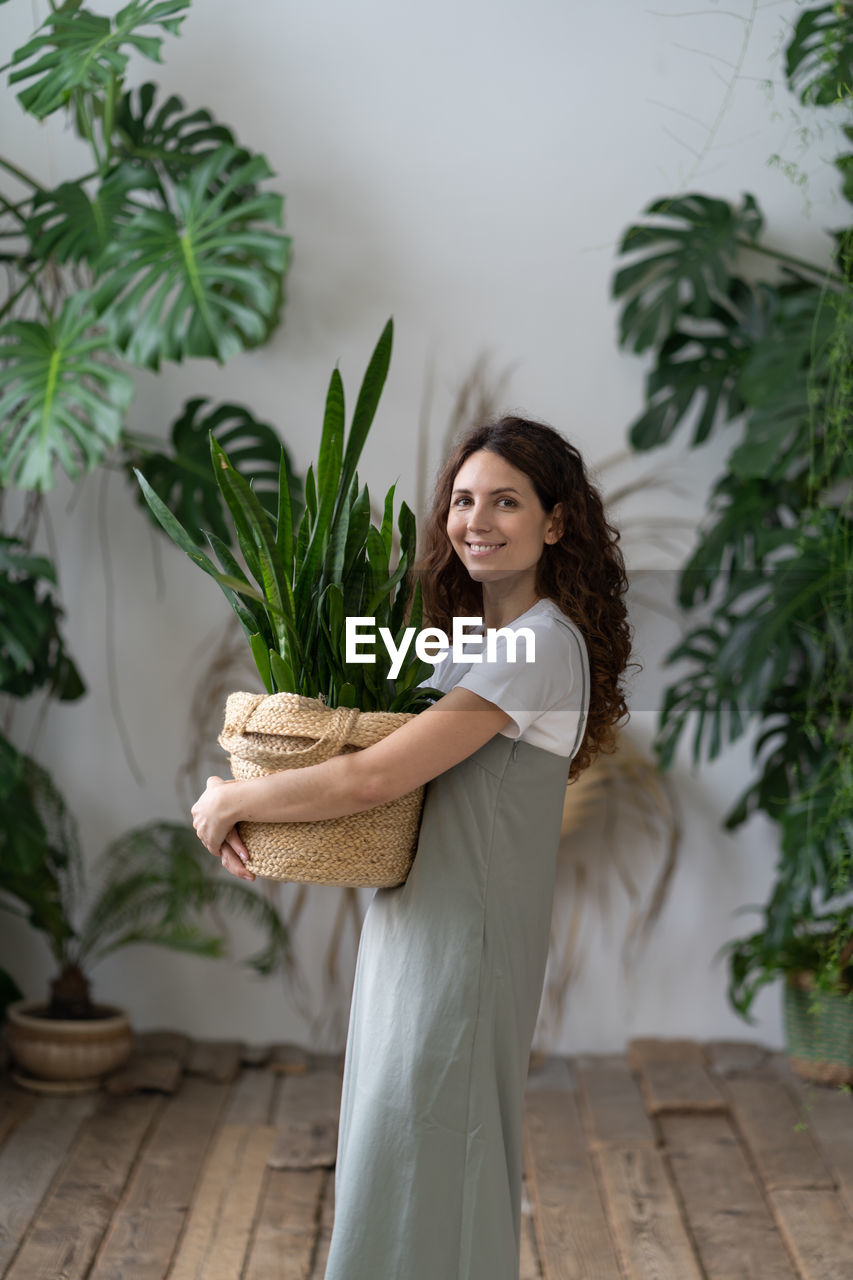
<box><xmin>613</xmin><ymin>193</ymin><xmax>763</xmax><ymax>353</ymax></box>
<box><xmin>0</xmin><ymin>538</ymin><xmax>85</xmax><ymax>701</ymax></box>
<box><xmin>130</xmin><ymin>398</ymin><xmax>302</xmax><ymax>546</ymax></box>
<box><xmin>0</xmin><ymin>291</ymin><xmax>134</xmax><ymax>491</ymax></box>
<box><xmin>8</xmin><ymin>0</ymin><xmax>190</xmax><ymax>120</ymax></box>
<box><xmin>115</xmin><ymin>81</ymin><xmax>240</xmax><ymax>178</ymax></box>
<box><xmin>786</xmin><ymin>3</ymin><xmax>853</xmax><ymax>106</ymax></box>
<box><xmin>93</xmin><ymin>146</ymin><xmax>290</xmax><ymax>369</ymax></box>
<box><xmin>26</xmin><ymin>163</ymin><xmax>157</xmax><ymax>266</ymax></box>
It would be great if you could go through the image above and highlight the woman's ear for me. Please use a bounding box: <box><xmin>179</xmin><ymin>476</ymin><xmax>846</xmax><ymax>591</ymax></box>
<box><xmin>545</xmin><ymin>503</ymin><xmax>565</xmax><ymax>544</ymax></box>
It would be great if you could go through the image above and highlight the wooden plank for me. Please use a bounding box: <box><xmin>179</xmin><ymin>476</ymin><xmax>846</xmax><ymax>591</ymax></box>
<box><xmin>627</xmin><ymin>1038</ymin><xmax>705</xmax><ymax>1069</ymax></box>
<box><xmin>269</xmin><ymin>1043</ymin><xmax>313</xmax><ymax>1076</ymax></box>
<box><xmin>595</xmin><ymin>1144</ymin><xmax>704</xmax><ymax>1280</ymax></box>
<box><xmin>105</xmin><ymin>1052</ymin><xmax>183</xmax><ymax>1095</ymax></box>
<box><xmin>775</xmin><ymin>1059</ymin><xmax>853</xmax><ymax>1218</ymax></box>
<box><xmin>705</xmin><ymin>1040</ymin><xmax>771</xmax><ymax>1076</ymax></box>
<box><xmin>244</xmin><ymin>1167</ymin><xmax>325</xmax><ymax>1280</ymax></box>
<box><xmin>573</xmin><ymin>1055</ymin><xmax>656</xmax><ymax>1150</ymax></box>
<box><xmin>0</xmin><ymin>1080</ymin><xmax>34</xmax><ymax>1148</ymax></box>
<box><xmin>309</xmin><ymin>1170</ymin><xmax>335</xmax><ymax>1280</ymax></box>
<box><xmin>241</xmin><ymin>1044</ymin><xmax>272</xmax><ymax>1068</ymax></box>
<box><xmin>186</xmin><ymin>1039</ymin><xmax>243</xmax><ymax>1084</ymax></box>
<box><xmin>769</xmin><ymin>1188</ymin><xmax>853</xmax><ymax>1280</ymax></box>
<box><xmin>660</xmin><ymin>1111</ymin><xmax>798</xmax><ymax>1280</ymax></box>
<box><xmin>169</xmin><ymin>1123</ymin><xmax>276</xmax><ymax>1280</ymax></box>
<box><xmin>269</xmin><ymin>1070</ymin><xmax>341</xmax><ymax>1170</ymax></box>
<box><xmin>0</xmin><ymin>1092</ymin><xmax>97</xmax><ymax>1273</ymax></box>
<box><xmin>134</xmin><ymin>1030</ymin><xmax>191</xmax><ymax>1063</ymax></box>
<box><xmin>224</xmin><ymin>1068</ymin><xmax>277</xmax><ymax>1125</ymax></box>
<box><xmin>526</xmin><ymin>1054</ymin><xmax>573</xmax><ymax>1092</ymax></box>
<box><xmin>90</xmin><ymin>1077</ymin><xmax>231</xmax><ymax>1280</ymax></box>
<box><xmin>638</xmin><ymin>1060</ymin><xmax>727</xmax><ymax>1114</ymax></box>
<box><xmin>5</xmin><ymin>1092</ymin><xmax>159</xmax><ymax>1280</ymax></box>
<box><xmin>523</xmin><ymin>1088</ymin><xmax>621</xmax><ymax>1280</ymax></box>
<box><xmin>724</xmin><ymin>1072</ymin><xmax>834</xmax><ymax>1190</ymax></box>
<box><xmin>519</xmin><ymin>1171</ymin><xmax>543</xmax><ymax>1279</ymax></box>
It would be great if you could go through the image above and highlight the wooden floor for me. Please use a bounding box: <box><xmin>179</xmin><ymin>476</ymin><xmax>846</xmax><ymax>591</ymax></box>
<box><xmin>0</xmin><ymin>1035</ymin><xmax>851</xmax><ymax>1279</ymax></box>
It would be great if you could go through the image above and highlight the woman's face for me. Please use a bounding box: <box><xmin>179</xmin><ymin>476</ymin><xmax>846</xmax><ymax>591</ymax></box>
<box><xmin>445</xmin><ymin>449</ymin><xmax>562</xmax><ymax>586</ymax></box>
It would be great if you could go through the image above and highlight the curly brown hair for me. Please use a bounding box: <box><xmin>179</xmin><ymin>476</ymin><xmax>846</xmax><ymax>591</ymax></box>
<box><xmin>417</xmin><ymin>416</ymin><xmax>633</xmax><ymax>780</ymax></box>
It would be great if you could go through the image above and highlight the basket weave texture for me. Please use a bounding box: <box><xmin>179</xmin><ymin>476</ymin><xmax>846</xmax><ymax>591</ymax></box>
<box><xmin>218</xmin><ymin>691</ymin><xmax>425</xmax><ymax>887</ymax></box>
<box><xmin>785</xmin><ymin>976</ymin><xmax>853</xmax><ymax>1086</ymax></box>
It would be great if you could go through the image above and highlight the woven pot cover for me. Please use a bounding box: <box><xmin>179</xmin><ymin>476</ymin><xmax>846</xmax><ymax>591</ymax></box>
<box><xmin>218</xmin><ymin>691</ymin><xmax>425</xmax><ymax>887</ymax></box>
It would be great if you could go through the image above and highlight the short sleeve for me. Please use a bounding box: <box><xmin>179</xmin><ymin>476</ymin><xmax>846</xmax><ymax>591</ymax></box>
<box><xmin>454</xmin><ymin>619</ymin><xmax>577</xmax><ymax>739</ymax></box>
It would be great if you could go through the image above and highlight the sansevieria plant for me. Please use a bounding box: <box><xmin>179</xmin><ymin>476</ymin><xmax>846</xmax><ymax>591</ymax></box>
<box><xmin>137</xmin><ymin>320</ymin><xmax>440</xmax><ymax>712</ymax></box>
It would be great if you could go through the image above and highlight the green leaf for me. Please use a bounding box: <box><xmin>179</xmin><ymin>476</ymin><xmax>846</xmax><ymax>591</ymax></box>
<box><xmin>114</xmin><ymin>81</ymin><xmax>238</xmax><ymax>178</ymax></box>
<box><xmin>249</xmin><ymin>633</ymin><xmax>273</xmax><ymax>694</ymax></box>
<box><xmin>786</xmin><ymin>4</ymin><xmax>853</xmax><ymax>106</ymax></box>
<box><xmin>613</xmin><ymin>194</ymin><xmax>763</xmax><ymax>353</ymax></box>
<box><xmin>9</xmin><ymin>1</ymin><xmax>191</xmax><ymax>121</ymax></box>
<box><xmin>0</xmin><ymin>291</ymin><xmax>134</xmax><ymax>491</ymax></box>
<box><xmin>130</xmin><ymin>398</ymin><xmax>293</xmax><ymax>546</ymax></box>
<box><xmin>93</xmin><ymin>145</ymin><xmax>290</xmax><ymax>369</ymax></box>
<box><xmin>25</xmin><ymin>163</ymin><xmax>157</xmax><ymax>266</ymax></box>
<box><xmin>317</xmin><ymin>369</ymin><xmax>345</xmax><ymax>514</ymax></box>
<box><xmin>337</xmin><ymin>317</ymin><xmax>393</xmax><ymax>522</ymax></box>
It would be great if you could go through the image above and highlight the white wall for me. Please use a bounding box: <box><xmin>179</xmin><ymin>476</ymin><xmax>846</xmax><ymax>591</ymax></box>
<box><xmin>0</xmin><ymin>0</ymin><xmax>842</xmax><ymax>1051</ymax></box>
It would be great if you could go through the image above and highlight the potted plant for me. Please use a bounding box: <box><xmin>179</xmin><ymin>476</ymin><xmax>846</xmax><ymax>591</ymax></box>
<box><xmin>1</xmin><ymin>753</ymin><xmax>290</xmax><ymax>1091</ymax></box>
<box><xmin>610</xmin><ymin>2</ymin><xmax>852</xmax><ymax>1080</ymax></box>
<box><xmin>138</xmin><ymin>319</ymin><xmax>442</xmax><ymax>887</ymax></box>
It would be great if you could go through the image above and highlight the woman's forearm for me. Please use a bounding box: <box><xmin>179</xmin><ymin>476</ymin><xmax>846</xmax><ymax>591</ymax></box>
<box><xmin>220</xmin><ymin>750</ymin><xmax>378</xmax><ymax>828</ymax></box>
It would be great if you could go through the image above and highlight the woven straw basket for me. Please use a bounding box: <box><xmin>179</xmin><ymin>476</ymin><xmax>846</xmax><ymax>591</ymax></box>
<box><xmin>218</xmin><ymin>691</ymin><xmax>425</xmax><ymax>887</ymax></box>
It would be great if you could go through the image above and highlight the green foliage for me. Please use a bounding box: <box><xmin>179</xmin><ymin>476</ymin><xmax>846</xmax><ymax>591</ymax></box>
<box><xmin>8</xmin><ymin>1</ymin><xmax>190</xmax><ymax>120</ymax></box>
<box><xmin>720</xmin><ymin>909</ymin><xmax>853</xmax><ymax>1022</ymax></box>
<box><xmin>0</xmin><ymin>762</ymin><xmax>291</xmax><ymax>1000</ymax></box>
<box><xmin>786</xmin><ymin>2</ymin><xmax>853</xmax><ymax>106</ymax></box>
<box><xmin>0</xmin><ymin>536</ymin><xmax>84</xmax><ymax>700</ymax></box>
<box><xmin>93</xmin><ymin>146</ymin><xmax>289</xmax><ymax>369</ymax></box>
<box><xmin>139</xmin><ymin>320</ymin><xmax>440</xmax><ymax>712</ymax></box>
<box><xmin>0</xmin><ymin>291</ymin><xmax>135</xmax><ymax>492</ymax></box>
<box><xmin>128</xmin><ymin>398</ymin><xmax>303</xmax><ymax>547</ymax></box>
<box><xmin>613</xmin><ymin>4</ymin><xmax>853</xmax><ymax>1020</ymax></box>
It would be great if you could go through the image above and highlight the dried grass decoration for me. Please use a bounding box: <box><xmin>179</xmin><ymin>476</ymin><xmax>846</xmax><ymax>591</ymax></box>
<box><xmin>137</xmin><ymin>320</ymin><xmax>441</xmax><ymax>887</ymax></box>
<box><xmin>219</xmin><ymin>692</ymin><xmax>425</xmax><ymax>886</ymax></box>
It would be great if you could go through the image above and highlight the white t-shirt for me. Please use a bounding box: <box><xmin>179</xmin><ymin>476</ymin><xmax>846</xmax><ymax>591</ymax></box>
<box><xmin>416</xmin><ymin>598</ymin><xmax>591</xmax><ymax>759</ymax></box>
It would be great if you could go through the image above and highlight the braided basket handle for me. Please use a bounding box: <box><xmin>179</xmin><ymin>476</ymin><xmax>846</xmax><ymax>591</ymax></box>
<box><xmin>222</xmin><ymin>693</ymin><xmax>361</xmax><ymax>767</ymax></box>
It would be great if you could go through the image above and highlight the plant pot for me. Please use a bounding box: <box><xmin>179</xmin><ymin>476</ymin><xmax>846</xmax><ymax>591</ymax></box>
<box><xmin>218</xmin><ymin>691</ymin><xmax>426</xmax><ymax>886</ymax></box>
<box><xmin>784</xmin><ymin>974</ymin><xmax>853</xmax><ymax>1086</ymax></box>
<box><xmin>4</xmin><ymin>999</ymin><xmax>133</xmax><ymax>1093</ymax></box>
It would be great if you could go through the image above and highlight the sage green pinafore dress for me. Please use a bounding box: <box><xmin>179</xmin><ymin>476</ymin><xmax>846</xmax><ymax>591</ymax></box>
<box><xmin>323</xmin><ymin>732</ymin><xmax>585</xmax><ymax>1280</ymax></box>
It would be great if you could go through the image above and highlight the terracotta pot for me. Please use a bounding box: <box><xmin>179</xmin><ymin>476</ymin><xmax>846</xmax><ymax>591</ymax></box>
<box><xmin>5</xmin><ymin>999</ymin><xmax>133</xmax><ymax>1092</ymax></box>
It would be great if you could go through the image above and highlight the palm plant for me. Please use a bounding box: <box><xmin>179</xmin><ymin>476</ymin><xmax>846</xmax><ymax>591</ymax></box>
<box><xmin>138</xmin><ymin>319</ymin><xmax>440</xmax><ymax>712</ymax></box>
<box><xmin>611</xmin><ymin>2</ymin><xmax>853</xmax><ymax>1021</ymax></box>
<box><xmin>1</xmin><ymin>756</ymin><xmax>290</xmax><ymax>1020</ymax></box>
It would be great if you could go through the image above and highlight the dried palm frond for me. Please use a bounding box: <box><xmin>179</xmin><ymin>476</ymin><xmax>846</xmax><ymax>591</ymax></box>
<box><xmin>533</xmin><ymin>728</ymin><xmax>681</xmax><ymax>1049</ymax></box>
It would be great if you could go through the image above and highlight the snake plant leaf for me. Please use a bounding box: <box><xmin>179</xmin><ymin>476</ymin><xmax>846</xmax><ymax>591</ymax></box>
<box><xmin>9</xmin><ymin>0</ymin><xmax>190</xmax><ymax>120</ymax></box>
<box><xmin>0</xmin><ymin>291</ymin><xmax>134</xmax><ymax>491</ymax></box>
<box><xmin>131</xmin><ymin>398</ymin><xmax>296</xmax><ymax>546</ymax></box>
<box><xmin>336</xmin><ymin>318</ymin><xmax>393</xmax><ymax>523</ymax></box>
<box><xmin>203</xmin><ymin>532</ymin><xmax>273</xmax><ymax>645</ymax></box>
<box><xmin>93</xmin><ymin>145</ymin><xmax>290</xmax><ymax>369</ymax></box>
<box><xmin>613</xmin><ymin>194</ymin><xmax>763</xmax><ymax>353</ymax></box>
<box><xmin>785</xmin><ymin>3</ymin><xmax>853</xmax><ymax>106</ymax></box>
<box><xmin>114</xmin><ymin>81</ymin><xmax>238</xmax><ymax>177</ymax></box>
<box><xmin>317</xmin><ymin>369</ymin><xmax>345</xmax><ymax>515</ymax></box>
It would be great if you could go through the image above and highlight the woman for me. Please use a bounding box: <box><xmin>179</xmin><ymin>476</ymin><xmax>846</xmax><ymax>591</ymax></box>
<box><xmin>192</xmin><ymin>416</ymin><xmax>632</xmax><ymax>1280</ymax></box>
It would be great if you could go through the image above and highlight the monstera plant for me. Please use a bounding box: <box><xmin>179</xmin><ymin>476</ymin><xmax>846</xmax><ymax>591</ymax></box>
<box><xmin>611</xmin><ymin>3</ymin><xmax>852</xmax><ymax>1076</ymax></box>
<box><xmin>0</xmin><ymin>0</ymin><xmax>299</xmax><ymax>1026</ymax></box>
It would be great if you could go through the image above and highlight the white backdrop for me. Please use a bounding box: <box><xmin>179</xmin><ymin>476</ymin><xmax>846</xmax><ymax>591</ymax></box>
<box><xmin>0</xmin><ymin>0</ymin><xmax>842</xmax><ymax>1050</ymax></box>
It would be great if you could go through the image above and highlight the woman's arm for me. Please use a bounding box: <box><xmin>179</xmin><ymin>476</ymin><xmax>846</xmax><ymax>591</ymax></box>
<box><xmin>192</xmin><ymin>686</ymin><xmax>511</xmax><ymax>868</ymax></box>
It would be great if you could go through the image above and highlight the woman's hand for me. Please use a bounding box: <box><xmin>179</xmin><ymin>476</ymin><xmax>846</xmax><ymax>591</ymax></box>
<box><xmin>192</xmin><ymin>776</ymin><xmax>255</xmax><ymax>882</ymax></box>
